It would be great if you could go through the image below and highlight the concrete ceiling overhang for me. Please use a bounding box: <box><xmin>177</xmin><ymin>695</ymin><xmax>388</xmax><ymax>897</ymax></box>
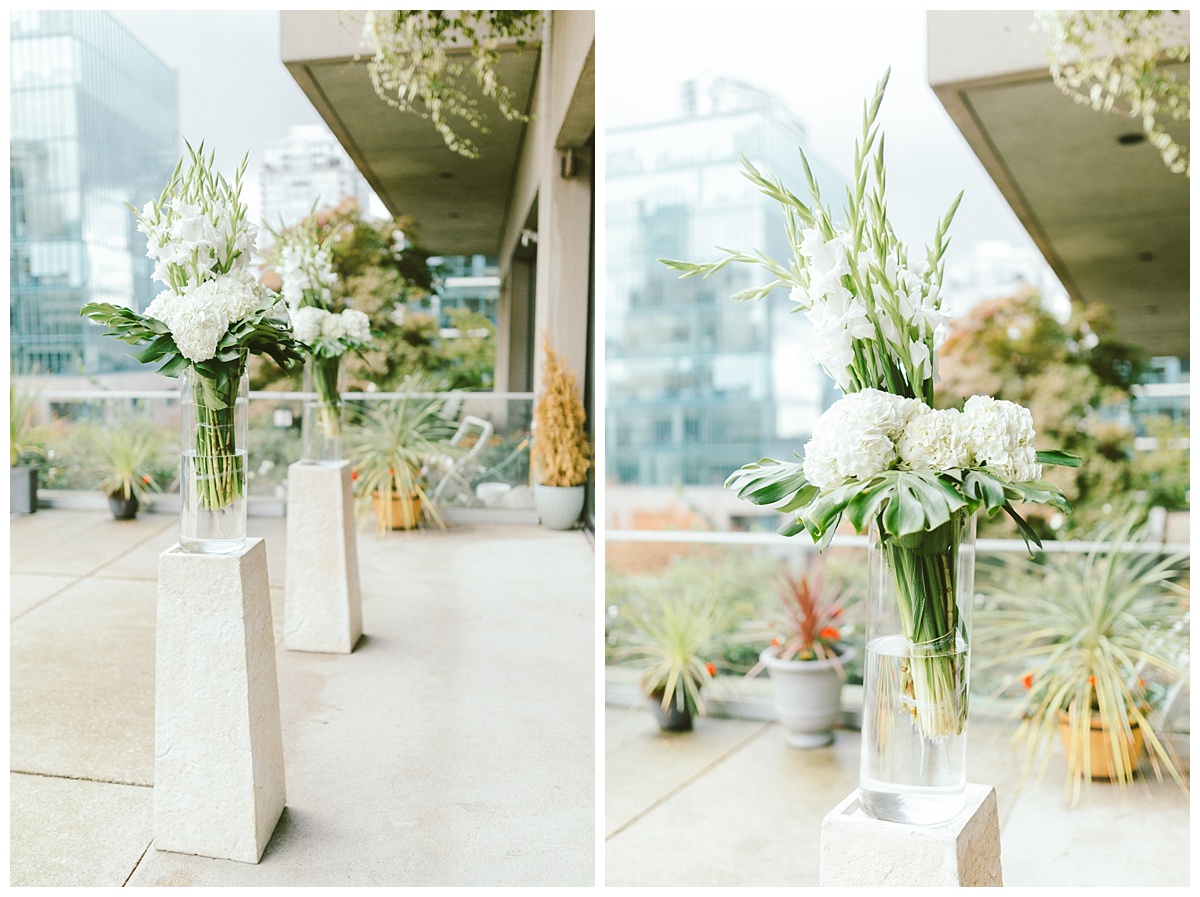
<box><xmin>281</xmin><ymin>11</ymin><xmax>540</xmax><ymax>257</ymax></box>
<box><xmin>928</xmin><ymin>11</ymin><xmax>1190</xmax><ymax>360</ymax></box>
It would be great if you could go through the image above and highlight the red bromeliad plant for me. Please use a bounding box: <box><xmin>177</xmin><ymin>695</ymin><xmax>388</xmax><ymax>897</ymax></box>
<box><xmin>743</xmin><ymin>560</ymin><xmax>856</xmax><ymax>675</ymax></box>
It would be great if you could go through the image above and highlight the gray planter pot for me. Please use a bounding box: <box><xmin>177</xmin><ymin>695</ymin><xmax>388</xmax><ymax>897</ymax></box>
<box><xmin>534</xmin><ymin>484</ymin><xmax>585</xmax><ymax>530</ymax></box>
<box><xmin>761</xmin><ymin>646</ymin><xmax>855</xmax><ymax>748</ymax></box>
<box><xmin>10</xmin><ymin>466</ymin><xmax>38</xmax><ymax>515</ymax></box>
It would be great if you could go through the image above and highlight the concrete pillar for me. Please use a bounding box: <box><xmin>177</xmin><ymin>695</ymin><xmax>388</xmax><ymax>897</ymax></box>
<box><xmin>154</xmin><ymin>538</ymin><xmax>286</xmax><ymax>864</ymax></box>
<box><xmin>284</xmin><ymin>461</ymin><xmax>363</xmax><ymax>654</ymax></box>
<box><xmin>819</xmin><ymin>784</ymin><xmax>1003</xmax><ymax>886</ymax></box>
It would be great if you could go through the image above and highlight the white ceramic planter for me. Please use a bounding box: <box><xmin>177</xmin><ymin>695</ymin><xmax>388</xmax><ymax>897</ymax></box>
<box><xmin>534</xmin><ymin>484</ymin><xmax>585</xmax><ymax>530</ymax></box>
<box><xmin>761</xmin><ymin>646</ymin><xmax>855</xmax><ymax>748</ymax></box>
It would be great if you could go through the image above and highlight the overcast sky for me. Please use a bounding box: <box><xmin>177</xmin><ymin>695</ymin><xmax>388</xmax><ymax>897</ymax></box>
<box><xmin>601</xmin><ymin>7</ymin><xmax>1046</xmax><ymax>261</ymax></box>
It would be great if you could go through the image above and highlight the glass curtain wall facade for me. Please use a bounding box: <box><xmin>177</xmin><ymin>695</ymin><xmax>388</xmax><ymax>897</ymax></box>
<box><xmin>606</xmin><ymin>80</ymin><xmax>846</xmax><ymax>500</ymax></box>
<box><xmin>10</xmin><ymin>9</ymin><xmax>177</xmax><ymax>375</ymax></box>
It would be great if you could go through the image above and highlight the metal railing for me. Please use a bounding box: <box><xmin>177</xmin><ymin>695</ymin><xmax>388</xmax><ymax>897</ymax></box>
<box><xmin>27</xmin><ymin>387</ymin><xmax>537</xmax><ymax>519</ymax></box>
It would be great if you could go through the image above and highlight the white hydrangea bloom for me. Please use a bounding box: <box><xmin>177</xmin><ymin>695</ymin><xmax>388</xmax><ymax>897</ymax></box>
<box><xmin>803</xmin><ymin>389</ymin><xmax>920</xmax><ymax>488</ymax></box>
<box><xmin>291</xmin><ymin>306</ymin><xmax>326</xmax><ymax>345</ymax></box>
<box><xmin>159</xmin><ymin>293</ymin><xmax>229</xmax><ymax>363</ymax></box>
<box><xmin>321</xmin><ymin>310</ymin><xmax>348</xmax><ymax>341</ymax></box>
<box><xmin>963</xmin><ymin>395</ymin><xmax>1041</xmax><ymax>482</ymax></box>
<box><xmin>897</xmin><ymin>406</ymin><xmax>971</xmax><ymax>471</ymax></box>
<box><xmin>191</xmin><ymin>269</ymin><xmax>267</xmax><ymax>325</ymax></box>
<box><xmin>341</xmin><ymin>308</ymin><xmax>371</xmax><ymax>343</ymax></box>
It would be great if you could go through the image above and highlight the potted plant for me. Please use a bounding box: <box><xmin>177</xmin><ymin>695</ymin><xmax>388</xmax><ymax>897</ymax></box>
<box><xmin>613</xmin><ymin>588</ymin><xmax>734</xmax><ymax>732</ymax></box>
<box><xmin>85</xmin><ymin>420</ymin><xmax>170</xmax><ymax>520</ymax></box>
<box><xmin>345</xmin><ymin>373</ymin><xmax>462</xmax><ymax>532</ymax></box>
<box><xmin>10</xmin><ymin>381</ymin><xmax>46</xmax><ymax>515</ymax></box>
<box><xmin>739</xmin><ymin>560</ymin><xmax>858</xmax><ymax>747</ymax></box>
<box><xmin>974</xmin><ymin>511</ymin><xmax>1190</xmax><ymax>804</ymax></box>
<box><xmin>531</xmin><ymin>338</ymin><xmax>591</xmax><ymax>530</ymax></box>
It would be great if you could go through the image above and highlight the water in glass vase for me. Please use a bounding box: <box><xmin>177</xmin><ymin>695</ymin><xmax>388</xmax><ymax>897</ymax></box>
<box><xmin>179</xmin><ymin>448</ymin><xmax>249</xmax><ymax>554</ymax></box>
<box><xmin>859</xmin><ymin>633</ymin><xmax>969</xmax><ymax>826</ymax></box>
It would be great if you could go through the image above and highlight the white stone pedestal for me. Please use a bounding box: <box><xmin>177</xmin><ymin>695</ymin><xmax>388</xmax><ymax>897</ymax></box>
<box><xmin>154</xmin><ymin>538</ymin><xmax>286</xmax><ymax>864</ymax></box>
<box><xmin>284</xmin><ymin>461</ymin><xmax>363</xmax><ymax>653</ymax></box>
<box><xmin>819</xmin><ymin>785</ymin><xmax>1003</xmax><ymax>886</ymax></box>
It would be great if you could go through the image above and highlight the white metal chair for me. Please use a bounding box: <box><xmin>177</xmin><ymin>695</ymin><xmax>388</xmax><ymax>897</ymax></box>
<box><xmin>426</xmin><ymin>415</ymin><xmax>494</xmax><ymax>505</ymax></box>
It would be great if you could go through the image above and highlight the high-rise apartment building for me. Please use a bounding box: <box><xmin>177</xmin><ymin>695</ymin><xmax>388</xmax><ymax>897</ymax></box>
<box><xmin>9</xmin><ymin>9</ymin><xmax>178</xmax><ymax>375</ymax></box>
<box><xmin>258</xmin><ymin>124</ymin><xmax>373</xmax><ymax>231</ymax></box>
<box><xmin>606</xmin><ymin>79</ymin><xmax>846</xmax><ymax>504</ymax></box>
<box><xmin>430</xmin><ymin>254</ymin><xmax>501</xmax><ymax>327</ymax></box>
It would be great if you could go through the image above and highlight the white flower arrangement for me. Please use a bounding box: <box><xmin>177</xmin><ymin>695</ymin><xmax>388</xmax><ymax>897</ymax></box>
<box><xmin>803</xmin><ymin>390</ymin><xmax>1041</xmax><ymax>491</ymax></box>
<box><xmin>291</xmin><ymin>306</ymin><xmax>373</xmax><ymax>358</ymax></box>
<box><xmin>1036</xmin><ymin>10</ymin><xmax>1190</xmax><ymax>176</ymax></box>
<box><xmin>663</xmin><ymin>71</ymin><xmax>1081</xmax><ymax>741</ymax></box>
<box><xmin>82</xmin><ymin>143</ymin><xmax>299</xmax><ymax>377</ymax></box>
<box><xmin>357</xmin><ymin>10</ymin><xmax>542</xmax><ymax>159</ymax></box>
<box><xmin>81</xmin><ymin>143</ymin><xmax>302</xmax><ymax>514</ymax></box>
<box><xmin>663</xmin><ymin>70</ymin><xmax>1079</xmax><ymax>549</ymax></box>
<box><xmin>279</xmin><ymin>240</ymin><xmax>337</xmax><ymax>312</ymax></box>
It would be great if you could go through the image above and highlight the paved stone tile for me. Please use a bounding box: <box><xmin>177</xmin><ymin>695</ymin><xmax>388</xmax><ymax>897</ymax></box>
<box><xmin>605</xmin><ymin>704</ymin><xmax>771</xmax><ymax>838</ymax></box>
<box><xmin>9</xmin><ymin>772</ymin><xmax>152</xmax><ymax>887</ymax></box>
<box><xmin>6</xmin><ymin>513</ymin><xmax>598</xmax><ymax>887</ymax></box>
<box><xmin>604</xmin><ymin>705</ymin><xmax>1191</xmax><ymax>887</ymax></box>
<box><xmin>10</xmin><ymin>511</ymin><xmax>172</xmax><ymax>576</ymax></box>
<box><xmin>10</xmin><ymin>576</ymin><xmax>157</xmax><ymax>785</ymax></box>
<box><xmin>10</xmin><ymin>572</ymin><xmax>79</xmax><ymax>620</ymax></box>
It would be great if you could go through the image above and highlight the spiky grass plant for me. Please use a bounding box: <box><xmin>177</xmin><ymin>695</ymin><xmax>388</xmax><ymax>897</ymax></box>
<box><xmin>87</xmin><ymin>419</ymin><xmax>170</xmax><ymax>503</ymax></box>
<box><xmin>346</xmin><ymin>374</ymin><xmax>462</xmax><ymax>532</ymax></box>
<box><xmin>975</xmin><ymin>511</ymin><xmax>1190</xmax><ymax>803</ymax></box>
<box><xmin>615</xmin><ymin>588</ymin><xmax>735</xmax><ymax>719</ymax></box>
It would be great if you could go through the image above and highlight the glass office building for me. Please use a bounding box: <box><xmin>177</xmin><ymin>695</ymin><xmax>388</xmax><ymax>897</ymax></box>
<box><xmin>9</xmin><ymin>10</ymin><xmax>177</xmax><ymax>375</ymax></box>
<box><xmin>606</xmin><ymin>79</ymin><xmax>846</xmax><ymax>493</ymax></box>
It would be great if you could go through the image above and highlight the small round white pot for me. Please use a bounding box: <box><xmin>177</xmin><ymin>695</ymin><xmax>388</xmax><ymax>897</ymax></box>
<box><xmin>761</xmin><ymin>646</ymin><xmax>855</xmax><ymax>748</ymax></box>
<box><xmin>534</xmin><ymin>484</ymin><xmax>585</xmax><ymax>530</ymax></box>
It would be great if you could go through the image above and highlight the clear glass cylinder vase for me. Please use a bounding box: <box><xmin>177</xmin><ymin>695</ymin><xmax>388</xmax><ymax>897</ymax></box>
<box><xmin>179</xmin><ymin>363</ymin><xmax>249</xmax><ymax>555</ymax></box>
<box><xmin>301</xmin><ymin>354</ymin><xmax>344</xmax><ymax>464</ymax></box>
<box><xmin>859</xmin><ymin>509</ymin><xmax>977</xmax><ymax>825</ymax></box>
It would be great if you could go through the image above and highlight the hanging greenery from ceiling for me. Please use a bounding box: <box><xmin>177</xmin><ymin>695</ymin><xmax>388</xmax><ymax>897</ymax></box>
<box><xmin>1036</xmin><ymin>10</ymin><xmax>1190</xmax><ymax>176</ymax></box>
<box><xmin>357</xmin><ymin>10</ymin><xmax>542</xmax><ymax>159</ymax></box>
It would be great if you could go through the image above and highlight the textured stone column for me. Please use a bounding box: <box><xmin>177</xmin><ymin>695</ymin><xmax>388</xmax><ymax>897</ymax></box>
<box><xmin>819</xmin><ymin>784</ymin><xmax>1003</xmax><ymax>886</ymax></box>
<box><xmin>155</xmin><ymin>538</ymin><xmax>286</xmax><ymax>864</ymax></box>
<box><xmin>284</xmin><ymin>461</ymin><xmax>363</xmax><ymax>654</ymax></box>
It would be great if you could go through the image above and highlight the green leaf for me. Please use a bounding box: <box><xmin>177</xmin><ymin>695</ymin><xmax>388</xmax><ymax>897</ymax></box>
<box><xmin>724</xmin><ymin>458</ymin><xmax>810</xmax><ymax>508</ymax></box>
<box><xmin>963</xmin><ymin>469</ymin><xmax>1007</xmax><ymax>511</ymax></box>
<box><xmin>1003</xmin><ymin>502</ymin><xmax>1045</xmax><ymax>554</ymax></box>
<box><xmin>845</xmin><ymin>476</ymin><xmax>893</xmax><ymax>532</ymax></box>
<box><xmin>1036</xmin><ymin>449</ymin><xmax>1082</xmax><ymax>468</ymax></box>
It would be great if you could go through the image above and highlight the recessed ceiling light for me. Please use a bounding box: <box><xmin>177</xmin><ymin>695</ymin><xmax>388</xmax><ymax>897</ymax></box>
<box><xmin>1117</xmin><ymin>132</ymin><xmax>1146</xmax><ymax>146</ymax></box>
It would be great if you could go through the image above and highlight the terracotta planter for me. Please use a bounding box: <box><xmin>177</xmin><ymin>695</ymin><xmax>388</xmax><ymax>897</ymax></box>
<box><xmin>373</xmin><ymin>493</ymin><xmax>422</xmax><ymax>530</ymax></box>
<box><xmin>1058</xmin><ymin>712</ymin><xmax>1146</xmax><ymax>780</ymax></box>
<box><xmin>761</xmin><ymin>646</ymin><xmax>854</xmax><ymax>748</ymax></box>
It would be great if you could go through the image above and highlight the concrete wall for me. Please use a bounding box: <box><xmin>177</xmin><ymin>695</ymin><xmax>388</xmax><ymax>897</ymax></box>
<box><xmin>497</xmin><ymin>11</ymin><xmax>595</xmax><ymax>401</ymax></box>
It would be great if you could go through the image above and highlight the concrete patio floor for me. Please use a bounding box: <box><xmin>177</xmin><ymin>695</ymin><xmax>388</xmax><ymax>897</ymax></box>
<box><xmin>604</xmin><ymin>694</ymin><xmax>1191</xmax><ymax>887</ymax></box>
<box><xmin>10</xmin><ymin>507</ymin><xmax>596</xmax><ymax>887</ymax></box>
